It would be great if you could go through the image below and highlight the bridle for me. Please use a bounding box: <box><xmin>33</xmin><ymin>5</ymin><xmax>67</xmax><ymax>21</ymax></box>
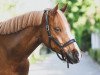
<box><xmin>44</xmin><ymin>10</ymin><xmax>76</xmax><ymax>68</ymax></box>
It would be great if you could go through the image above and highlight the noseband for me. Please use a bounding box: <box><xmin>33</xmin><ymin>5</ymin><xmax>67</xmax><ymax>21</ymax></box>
<box><xmin>44</xmin><ymin>10</ymin><xmax>76</xmax><ymax>68</ymax></box>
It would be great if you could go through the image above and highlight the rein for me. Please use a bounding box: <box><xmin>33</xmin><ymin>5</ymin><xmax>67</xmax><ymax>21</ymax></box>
<box><xmin>44</xmin><ymin>10</ymin><xmax>76</xmax><ymax>68</ymax></box>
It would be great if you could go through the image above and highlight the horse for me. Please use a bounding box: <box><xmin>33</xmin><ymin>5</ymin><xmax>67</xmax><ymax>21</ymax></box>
<box><xmin>0</xmin><ymin>4</ymin><xmax>81</xmax><ymax>75</ymax></box>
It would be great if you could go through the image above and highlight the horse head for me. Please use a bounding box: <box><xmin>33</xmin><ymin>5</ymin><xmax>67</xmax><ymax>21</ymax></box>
<box><xmin>41</xmin><ymin>4</ymin><xmax>81</xmax><ymax>64</ymax></box>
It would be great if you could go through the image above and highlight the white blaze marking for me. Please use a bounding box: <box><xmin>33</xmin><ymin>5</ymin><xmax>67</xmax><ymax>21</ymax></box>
<box><xmin>58</xmin><ymin>10</ymin><xmax>82</xmax><ymax>60</ymax></box>
<box><xmin>74</xmin><ymin>42</ymin><xmax>82</xmax><ymax>60</ymax></box>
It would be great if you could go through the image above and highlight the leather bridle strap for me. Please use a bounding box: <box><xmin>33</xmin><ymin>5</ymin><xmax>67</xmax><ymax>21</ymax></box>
<box><xmin>44</xmin><ymin>10</ymin><xmax>76</xmax><ymax>68</ymax></box>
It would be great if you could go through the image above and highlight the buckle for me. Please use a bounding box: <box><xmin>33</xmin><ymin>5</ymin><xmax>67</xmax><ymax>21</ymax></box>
<box><xmin>46</xmin><ymin>25</ymin><xmax>49</xmax><ymax>31</ymax></box>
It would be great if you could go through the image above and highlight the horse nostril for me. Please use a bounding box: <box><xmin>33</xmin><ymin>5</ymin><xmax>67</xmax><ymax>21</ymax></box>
<box><xmin>74</xmin><ymin>51</ymin><xmax>79</xmax><ymax>61</ymax></box>
<box><xmin>75</xmin><ymin>51</ymin><xmax>79</xmax><ymax>56</ymax></box>
<box><xmin>72</xmin><ymin>49</ymin><xmax>79</xmax><ymax>56</ymax></box>
<box><xmin>66</xmin><ymin>51</ymin><xmax>79</xmax><ymax>64</ymax></box>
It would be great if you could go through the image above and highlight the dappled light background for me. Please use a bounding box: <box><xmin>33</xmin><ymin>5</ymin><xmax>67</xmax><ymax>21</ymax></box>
<box><xmin>0</xmin><ymin>0</ymin><xmax>100</xmax><ymax>75</ymax></box>
<box><xmin>0</xmin><ymin>0</ymin><xmax>54</xmax><ymax>21</ymax></box>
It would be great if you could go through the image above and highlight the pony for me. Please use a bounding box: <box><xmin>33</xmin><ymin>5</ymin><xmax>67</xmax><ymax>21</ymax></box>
<box><xmin>0</xmin><ymin>4</ymin><xmax>81</xmax><ymax>75</ymax></box>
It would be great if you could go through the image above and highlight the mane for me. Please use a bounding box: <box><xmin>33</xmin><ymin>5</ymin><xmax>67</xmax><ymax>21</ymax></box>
<box><xmin>0</xmin><ymin>11</ymin><xmax>43</xmax><ymax>35</ymax></box>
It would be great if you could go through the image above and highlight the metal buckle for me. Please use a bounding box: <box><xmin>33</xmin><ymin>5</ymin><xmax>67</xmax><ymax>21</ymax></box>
<box><xmin>46</xmin><ymin>25</ymin><xmax>49</xmax><ymax>31</ymax></box>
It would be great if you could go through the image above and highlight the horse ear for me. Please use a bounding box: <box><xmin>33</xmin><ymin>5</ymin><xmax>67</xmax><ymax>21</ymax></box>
<box><xmin>60</xmin><ymin>4</ymin><xmax>67</xmax><ymax>13</ymax></box>
<box><xmin>51</xmin><ymin>4</ymin><xmax>58</xmax><ymax>14</ymax></box>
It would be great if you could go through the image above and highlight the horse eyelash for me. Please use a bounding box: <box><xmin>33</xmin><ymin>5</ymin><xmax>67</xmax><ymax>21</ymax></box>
<box><xmin>54</xmin><ymin>27</ymin><xmax>61</xmax><ymax>32</ymax></box>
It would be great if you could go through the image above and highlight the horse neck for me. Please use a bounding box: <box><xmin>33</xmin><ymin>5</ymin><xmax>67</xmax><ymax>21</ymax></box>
<box><xmin>5</xmin><ymin>26</ymin><xmax>42</xmax><ymax>62</ymax></box>
<box><xmin>20</xmin><ymin>27</ymin><xmax>42</xmax><ymax>58</ymax></box>
<box><xmin>6</xmin><ymin>11</ymin><xmax>44</xmax><ymax>61</ymax></box>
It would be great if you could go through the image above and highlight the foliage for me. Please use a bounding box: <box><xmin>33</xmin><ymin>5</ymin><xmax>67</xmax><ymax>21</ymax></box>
<box><xmin>0</xmin><ymin>0</ymin><xmax>16</xmax><ymax>12</ymax></box>
<box><xmin>89</xmin><ymin>49</ymin><xmax>100</xmax><ymax>64</ymax></box>
<box><xmin>0</xmin><ymin>0</ymin><xmax>17</xmax><ymax>20</ymax></box>
<box><xmin>56</xmin><ymin>0</ymin><xmax>100</xmax><ymax>50</ymax></box>
<box><xmin>29</xmin><ymin>54</ymin><xmax>47</xmax><ymax>64</ymax></box>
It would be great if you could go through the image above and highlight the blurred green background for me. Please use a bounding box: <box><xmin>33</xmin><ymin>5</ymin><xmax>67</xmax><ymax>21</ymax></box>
<box><xmin>56</xmin><ymin>0</ymin><xmax>100</xmax><ymax>63</ymax></box>
<box><xmin>56</xmin><ymin>0</ymin><xmax>100</xmax><ymax>49</ymax></box>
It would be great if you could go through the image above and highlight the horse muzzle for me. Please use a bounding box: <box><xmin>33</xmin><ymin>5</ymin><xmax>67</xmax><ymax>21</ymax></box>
<box><xmin>66</xmin><ymin>50</ymin><xmax>80</xmax><ymax>64</ymax></box>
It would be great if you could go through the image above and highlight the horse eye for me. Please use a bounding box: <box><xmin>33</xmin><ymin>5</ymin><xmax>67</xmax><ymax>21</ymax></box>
<box><xmin>54</xmin><ymin>27</ymin><xmax>61</xmax><ymax>32</ymax></box>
